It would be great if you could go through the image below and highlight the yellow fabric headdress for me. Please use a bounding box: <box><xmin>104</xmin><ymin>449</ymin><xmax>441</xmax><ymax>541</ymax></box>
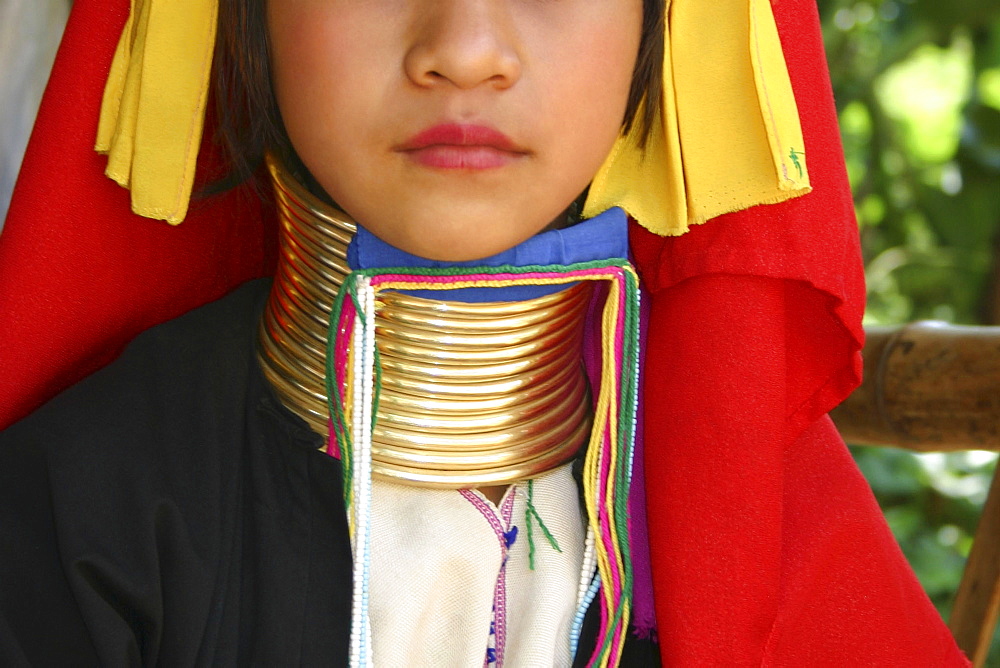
<box><xmin>583</xmin><ymin>0</ymin><xmax>810</xmax><ymax>235</ymax></box>
<box><xmin>96</xmin><ymin>0</ymin><xmax>808</xmax><ymax>233</ymax></box>
<box><xmin>96</xmin><ymin>0</ymin><xmax>217</xmax><ymax>224</ymax></box>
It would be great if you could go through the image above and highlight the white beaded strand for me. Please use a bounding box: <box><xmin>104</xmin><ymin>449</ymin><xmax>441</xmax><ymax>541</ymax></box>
<box><xmin>569</xmin><ymin>526</ymin><xmax>600</xmax><ymax>657</ymax></box>
<box><xmin>360</xmin><ymin>280</ymin><xmax>376</xmax><ymax>667</ymax></box>
<box><xmin>348</xmin><ymin>276</ymin><xmax>376</xmax><ymax>668</ymax></box>
<box><xmin>348</xmin><ymin>286</ymin><xmax>365</xmax><ymax>666</ymax></box>
<box><xmin>576</xmin><ymin>526</ymin><xmax>598</xmax><ymax>612</ymax></box>
<box><xmin>625</xmin><ymin>285</ymin><xmax>641</xmax><ymax>486</ymax></box>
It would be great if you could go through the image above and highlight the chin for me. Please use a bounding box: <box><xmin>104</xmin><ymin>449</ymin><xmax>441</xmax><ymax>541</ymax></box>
<box><xmin>388</xmin><ymin>217</ymin><xmax>548</xmax><ymax>263</ymax></box>
<box><xmin>402</xmin><ymin>239</ymin><xmax>515</xmax><ymax>263</ymax></box>
<box><xmin>435</xmin><ymin>232</ymin><xmax>544</xmax><ymax>262</ymax></box>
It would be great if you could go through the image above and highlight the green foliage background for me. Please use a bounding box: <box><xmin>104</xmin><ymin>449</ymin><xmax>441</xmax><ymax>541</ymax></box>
<box><xmin>818</xmin><ymin>0</ymin><xmax>1000</xmax><ymax>660</ymax></box>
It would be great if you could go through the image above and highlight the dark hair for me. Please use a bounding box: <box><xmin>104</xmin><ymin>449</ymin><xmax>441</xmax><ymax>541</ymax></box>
<box><xmin>212</xmin><ymin>0</ymin><xmax>664</xmax><ymax>190</ymax></box>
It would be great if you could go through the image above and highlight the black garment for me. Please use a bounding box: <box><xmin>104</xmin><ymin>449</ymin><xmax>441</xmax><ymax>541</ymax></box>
<box><xmin>0</xmin><ymin>279</ymin><xmax>657</xmax><ymax>667</ymax></box>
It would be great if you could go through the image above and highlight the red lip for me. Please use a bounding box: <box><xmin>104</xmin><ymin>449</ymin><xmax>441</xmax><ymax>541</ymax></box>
<box><xmin>397</xmin><ymin>123</ymin><xmax>527</xmax><ymax>170</ymax></box>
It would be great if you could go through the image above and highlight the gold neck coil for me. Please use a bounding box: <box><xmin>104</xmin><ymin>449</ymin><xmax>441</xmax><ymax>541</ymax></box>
<box><xmin>259</xmin><ymin>154</ymin><xmax>593</xmax><ymax>488</ymax></box>
<box><xmin>258</xmin><ymin>154</ymin><xmax>356</xmax><ymax>432</ymax></box>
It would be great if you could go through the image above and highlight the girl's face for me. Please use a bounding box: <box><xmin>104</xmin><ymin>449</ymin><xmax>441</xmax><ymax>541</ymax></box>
<box><xmin>268</xmin><ymin>0</ymin><xmax>642</xmax><ymax>261</ymax></box>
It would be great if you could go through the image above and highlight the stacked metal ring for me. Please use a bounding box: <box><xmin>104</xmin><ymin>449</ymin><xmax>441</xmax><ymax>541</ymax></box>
<box><xmin>372</xmin><ymin>284</ymin><xmax>593</xmax><ymax>486</ymax></box>
<box><xmin>258</xmin><ymin>153</ymin><xmax>593</xmax><ymax>487</ymax></box>
<box><xmin>259</xmin><ymin>153</ymin><xmax>356</xmax><ymax>431</ymax></box>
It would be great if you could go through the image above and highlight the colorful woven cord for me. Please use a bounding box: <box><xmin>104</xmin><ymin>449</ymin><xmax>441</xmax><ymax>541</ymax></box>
<box><xmin>325</xmin><ymin>260</ymin><xmax>641</xmax><ymax>668</ymax></box>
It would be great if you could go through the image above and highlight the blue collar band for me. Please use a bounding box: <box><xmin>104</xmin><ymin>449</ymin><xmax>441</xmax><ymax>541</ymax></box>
<box><xmin>346</xmin><ymin>207</ymin><xmax>629</xmax><ymax>302</ymax></box>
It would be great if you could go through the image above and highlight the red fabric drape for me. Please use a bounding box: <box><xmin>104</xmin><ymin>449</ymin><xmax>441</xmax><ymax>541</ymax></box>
<box><xmin>0</xmin><ymin>0</ymin><xmax>276</xmax><ymax>429</ymax></box>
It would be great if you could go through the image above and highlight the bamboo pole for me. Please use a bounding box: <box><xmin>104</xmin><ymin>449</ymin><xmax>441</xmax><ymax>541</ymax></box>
<box><xmin>949</xmin><ymin>464</ymin><xmax>1000</xmax><ymax>667</ymax></box>
<box><xmin>831</xmin><ymin>322</ymin><xmax>1000</xmax><ymax>452</ymax></box>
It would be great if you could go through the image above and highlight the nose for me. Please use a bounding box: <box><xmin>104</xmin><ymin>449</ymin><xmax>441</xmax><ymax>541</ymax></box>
<box><xmin>404</xmin><ymin>0</ymin><xmax>522</xmax><ymax>90</ymax></box>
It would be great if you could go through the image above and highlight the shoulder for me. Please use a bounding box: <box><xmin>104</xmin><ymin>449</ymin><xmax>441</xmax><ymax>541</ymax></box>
<box><xmin>0</xmin><ymin>278</ymin><xmax>273</xmax><ymax>500</ymax></box>
<box><xmin>0</xmin><ymin>279</ymin><xmax>282</xmax><ymax>664</ymax></box>
<box><xmin>4</xmin><ymin>279</ymin><xmax>269</xmax><ymax>436</ymax></box>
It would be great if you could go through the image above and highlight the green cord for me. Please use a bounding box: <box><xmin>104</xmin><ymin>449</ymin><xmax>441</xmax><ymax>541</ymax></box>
<box><xmin>526</xmin><ymin>478</ymin><xmax>563</xmax><ymax>571</ymax></box>
<box><xmin>326</xmin><ymin>276</ymin><xmax>384</xmax><ymax>507</ymax></box>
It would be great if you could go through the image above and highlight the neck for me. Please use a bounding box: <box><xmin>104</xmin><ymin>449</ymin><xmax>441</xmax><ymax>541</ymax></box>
<box><xmin>258</xmin><ymin>154</ymin><xmax>593</xmax><ymax>488</ymax></box>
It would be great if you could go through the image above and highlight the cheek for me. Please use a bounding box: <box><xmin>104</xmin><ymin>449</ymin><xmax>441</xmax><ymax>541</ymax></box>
<box><xmin>535</xmin><ymin>21</ymin><xmax>641</xmax><ymax>181</ymax></box>
<box><xmin>268</xmin><ymin>6</ymin><xmax>382</xmax><ymax>169</ymax></box>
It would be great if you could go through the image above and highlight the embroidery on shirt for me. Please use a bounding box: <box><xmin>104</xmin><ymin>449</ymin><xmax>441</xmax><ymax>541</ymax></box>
<box><xmin>461</xmin><ymin>488</ymin><xmax>518</xmax><ymax>667</ymax></box>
